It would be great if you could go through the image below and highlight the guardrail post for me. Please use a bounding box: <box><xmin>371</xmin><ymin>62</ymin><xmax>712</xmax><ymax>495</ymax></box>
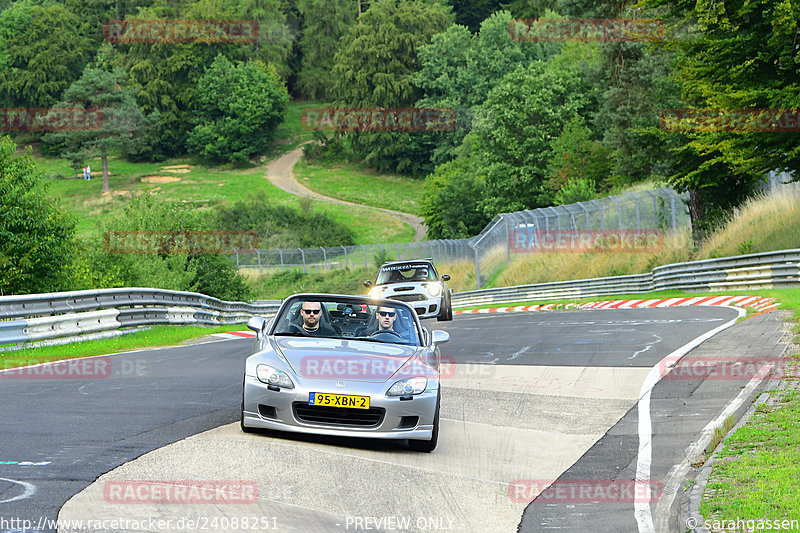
<box><xmin>628</xmin><ymin>193</ymin><xmax>641</xmax><ymax>230</ymax></box>
<box><xmin>504</xmin><ymin>215</ymin><xmax>511</xmax><ymax>265</ymax></box>
<box><xmin>279</xmin><ymin>249</ymin><xmax>284</xmax><ymax>272</ymax></box>
<box><xmin>470</xmin><ymin>243</ymin><xmax>481</xmax><ymax>289</ymax></box>
<box><xmin>671</xmin><ymin>194</ymin><xmax>678</xmax><ymax>230</ymax></box>
<box><xmin>299</xmin><ymin>248</ymin><xmax>306</xmax><ymax>273</ymax></box>
<box><xmin>320</xmin><ymin>247</ymin><xmax>327</xmax><ymax>271</ymax></box>
<box><xmin>342</xmin><ymin>245</ymin><xmax>348</xmax><ymax>270</ymax></box>
<box><xmin>235</xmin><ymin>251</ymin><xmax>240</xmax><ymax>267</ymax></box>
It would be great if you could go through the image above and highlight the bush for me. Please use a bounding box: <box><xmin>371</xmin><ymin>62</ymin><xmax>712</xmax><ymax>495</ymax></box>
<box><xmin>0</xmin><ymin>136</ymin><xmax>77</xmax><ymax>295</ymax></box>
<box><xmin>187</xmin><ymin>56</ymin><xmax>288</xmax><ymax>164</ymax></box>
<box><xmin>214</xmin><ymin>193</ymin><xmax>355</xmax><ymax>248</ymax></box>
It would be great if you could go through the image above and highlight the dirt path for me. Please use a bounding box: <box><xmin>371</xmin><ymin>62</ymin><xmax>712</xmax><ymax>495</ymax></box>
<box><xmin>264</xmin><ymin>146</ymin><xmax>427</xmax><ymax>242</ymax></box>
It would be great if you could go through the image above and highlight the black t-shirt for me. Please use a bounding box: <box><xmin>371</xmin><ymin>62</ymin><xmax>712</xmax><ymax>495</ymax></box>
<box><xmin>302</xmin><ymin>324</ymin><xmax>337</xmax><ymax>337</ymax></box>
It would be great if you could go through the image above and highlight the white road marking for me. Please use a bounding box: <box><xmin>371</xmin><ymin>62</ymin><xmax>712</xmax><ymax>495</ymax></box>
<box><xmin>634</xmin><ymin>307</ymin><xmax>744</xmax><ymax>533</ymax></box>
<box><xmin>0</xmin><ymin>477</ymin><xmax>37</xmax><ymax>503</ymax></box>
<box><xmin>653</xmin><ymin>364</ymin><xmax>773</xmax><ymax>531</ymax></box>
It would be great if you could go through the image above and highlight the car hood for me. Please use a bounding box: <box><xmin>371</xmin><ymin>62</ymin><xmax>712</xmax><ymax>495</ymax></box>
<box><xmin>272</xmin><ymin>337</ymin><xmax>423</xmax><ymax>383</ymax></box>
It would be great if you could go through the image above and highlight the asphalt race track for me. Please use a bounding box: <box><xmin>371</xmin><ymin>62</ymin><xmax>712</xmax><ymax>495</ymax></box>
<box><xmin>0</xmin><ymin>307</ymin><xmax>787</xmax><ymax>533</ymax></box>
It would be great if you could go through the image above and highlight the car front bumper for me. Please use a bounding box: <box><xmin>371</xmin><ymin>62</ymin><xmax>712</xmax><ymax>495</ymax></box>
<box><xmin>242</xmin><ymin>375</ymin><xmax>438</xmax><ymax>440</ymax></box>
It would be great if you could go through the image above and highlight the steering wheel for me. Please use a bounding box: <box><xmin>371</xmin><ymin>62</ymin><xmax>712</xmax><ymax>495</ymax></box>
<box><xmin>368</xmin><ymin>329</ymin><xmax>403</xmax><ymax>341</ymax></box>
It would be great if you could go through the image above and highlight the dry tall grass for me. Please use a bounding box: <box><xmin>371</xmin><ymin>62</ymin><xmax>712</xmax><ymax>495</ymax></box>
<box><xmin>435</xmin><ymin>260</ymin><xmax>476</xmax><ymax>292</ymax></box>
<box><xmin>495</xmin><ymin>230</ymin><xmax>693</xmax><ymax>287</ymax></box>
<box><xmin>700</xmin><ymin>187</ymin><xmax>800</xmax><ymax>258</ymax></box>
<box><xmin>492</xmin><ymin>186</ymin><xmax>800</xmax><ymax>288</ymax></box>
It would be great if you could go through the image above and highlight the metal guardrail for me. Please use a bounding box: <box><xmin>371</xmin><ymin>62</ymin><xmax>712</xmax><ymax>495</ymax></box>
<box><xmin>2</xmin><ymin>249</ymin><xmax>798</xmax><ymax>349</ymax></box>
<box><xmin>0</xmin><ymin>288</ymin><xmax>281</xmax><ymax>349</ymax></box>
<box><xmin>451</xmin><ymin>249</ymin><xmax>800</xmax><ymax>308</ymax></box>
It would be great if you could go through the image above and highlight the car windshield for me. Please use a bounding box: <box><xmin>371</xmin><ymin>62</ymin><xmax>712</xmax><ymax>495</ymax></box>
<box><xmin>272</xmin><ymin>296</ymin><xmax>421</xmax><ymax>346</ymax></box>
<box><xmin>375</xmin><ymin>263</ymin><xmax>437</xmax><ymax>285</ymax></box>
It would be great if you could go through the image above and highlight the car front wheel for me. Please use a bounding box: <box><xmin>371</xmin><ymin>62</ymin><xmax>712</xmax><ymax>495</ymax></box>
<box><xmin>437</xmin><ymin>292</ymin><xmax>453</xmax><ymax>322</ymax></box>
<box><xmin>408</xmin><ymin>393</ymin><xmax>440</xmax><ymax>452</ymax></box>
<box><xmin>240</xmin><ymin>379</ymin><xmax>256</xmax><ymax>433</ymax></box>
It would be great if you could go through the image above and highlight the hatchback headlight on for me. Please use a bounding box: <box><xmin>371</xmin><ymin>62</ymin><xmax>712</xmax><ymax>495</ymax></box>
<box><xmin>368</xmin><ymin>287</ymin><xmax>383</xmax><ymax>299</ymax></box>
<box><xmin>387</xmin><ymin>377</ymin><xmax>427</xmax><ymax>396</ymax></box>
<box><xmin>256</xmin><ymin>364</ymin><xmax>294</xmax><ymax>389</ymax></box>
<box><xmin>426</xmin><ymin>284</ymin><xmax>442</xmax><ymax>297</ymax></box>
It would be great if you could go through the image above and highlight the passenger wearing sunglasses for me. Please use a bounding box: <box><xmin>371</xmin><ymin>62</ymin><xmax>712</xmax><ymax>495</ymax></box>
<box><xmin>299</xmin><ymin>301</ymin><xmax>337</xmax><ymax>336</ymax></box>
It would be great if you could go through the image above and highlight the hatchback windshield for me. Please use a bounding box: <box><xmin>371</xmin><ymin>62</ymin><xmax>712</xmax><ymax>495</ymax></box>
<box><xmin>375</xmin><ymin>263</ymin><xmax>437</xmax><ymax>285</ymax></box>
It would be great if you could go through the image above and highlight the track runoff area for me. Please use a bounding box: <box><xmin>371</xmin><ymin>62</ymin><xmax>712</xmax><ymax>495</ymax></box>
<box><xmin>1</xmin><ymin>295</ymin><xmax>787</xmax><ymax>532</ymax></box>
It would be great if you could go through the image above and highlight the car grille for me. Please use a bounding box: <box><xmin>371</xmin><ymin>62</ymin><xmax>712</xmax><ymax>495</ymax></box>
<box><xmin>389</xmin><ymin>294</ymin><xmax>425</xmax><ymax>302</ymax></box>
<box><xmin>293</xmin><ymin>402</ymin><xmax>385</xmax><ymax>427</ymax></box>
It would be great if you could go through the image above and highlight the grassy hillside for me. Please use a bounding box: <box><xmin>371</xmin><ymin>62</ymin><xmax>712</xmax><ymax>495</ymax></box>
<box><xmin>294</xmin><ymin>159</ymin><xmax>424</xmax><ymax>215</ymax></box>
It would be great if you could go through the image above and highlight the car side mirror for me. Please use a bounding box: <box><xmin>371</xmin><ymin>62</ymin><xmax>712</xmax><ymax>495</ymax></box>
<box><xmin>431</xmin><ymin>330</ymin><xmax>450</xmax><ymax>345</ymax></box>
<box><xmin>364</xmin><ymin>280</ymin><xmax>372</xmax><ymax>287</ymax></box>
<box><xmin>247</xmin><ymin>316</ymin><xmax>266</xmax><ymax>338</ymax></box>
<box><xmin>441</xmin><ymin>275</ymin><xmax>450</xmax><ymax>282</ymax></box>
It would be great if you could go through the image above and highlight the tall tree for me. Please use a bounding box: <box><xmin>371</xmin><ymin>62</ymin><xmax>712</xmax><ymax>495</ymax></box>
<box><xmin>329</xmin><ymin>0</ymin><xmax>453</xmax><ymax>175</ymax></box>
<box><xmin>642</xmin><ymin>0</ymin><xmax>800</xmax><ymax>241</ymax></box>
<box><xmin>44</xmin><ymin>66</ymin><xmax>144</xmax><ymax>193</ymax></box>
<box><xmin>472</xmin><ymin>61</ymin><xmax>590</xmax><ymax>215</ymax></box>
<box><xmin>296</xmin><ymin>0</ymin><xmax>355</xmax><ymax>99</ymax></box>
<box><xmin>187</xmin><ymin>54</ymin><xmax>288</xmax><ymax>164</ymax></box>
<box><xmin>414</xmin><ymin>10</ymin><xmax>560</xmax><ymax>165</ymax></box>
<box><xmin>0</xmin><ymin>137</ymin><xmax>76</xmax><ymax>295</ymax></box>
<box><xmin>0</xmin><ymin>2</ymin><xmax>94</xmax><ymax>108</ymax></box>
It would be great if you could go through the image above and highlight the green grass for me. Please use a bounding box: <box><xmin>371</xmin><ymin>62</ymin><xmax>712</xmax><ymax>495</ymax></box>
<box><xmin>269</xmin><ymin>99</ymin><xmax>323</xmax><ymax>155</ymax></box>
<box><xmin>699</xmin><ymin>385</ymin><xmax>800</xmax><ymax>524</ymax></box>
<box><xmin>28</xmin><ymin>99</ymin><xmax>414</xmax><ymax>244</ymax></box>
<box><xmin>35</xmin><ymin>155</ymin><xmax>412</xmax><ymax>244</ymax></box>
<box><xmin>696</xmin><ymin>289</ymin><xmax>800</xmax><ymax>525</ymax></box>
<box><xmin>0</xmin><ymin>323</ymin><xmax>247</xmax><ymax>369</ymax></box>
<box><xmin>294</xmin><ymin>158</ymin><xmax>424</xmax><ymax>215</ymax></box>
<box><xmin>246</xmin><ymin>267</ymin><xmax>375</xmax><ymax>300</ymax></box>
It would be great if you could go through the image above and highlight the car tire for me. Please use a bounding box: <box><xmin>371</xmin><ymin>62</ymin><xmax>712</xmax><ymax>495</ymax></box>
<box><xmin>240</xmin><ymin>379</ymin><xmax>256</xmax><ymax>433</ymax></box>
<box><xmin>408</xmin><ymin>392</ymin><xmax>440</xmax><ymax>452</ymax></box>
<box><xmin>437</xmin><ymin>291</ymin><xmax>453</xmax><ymax>322</ymax></box>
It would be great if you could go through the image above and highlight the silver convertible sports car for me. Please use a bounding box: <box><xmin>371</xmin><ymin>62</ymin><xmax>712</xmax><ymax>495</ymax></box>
<box><xmin>241</xmin><ymin>294</ymin><xmax>451</xmax><ymax>452</ymax></box>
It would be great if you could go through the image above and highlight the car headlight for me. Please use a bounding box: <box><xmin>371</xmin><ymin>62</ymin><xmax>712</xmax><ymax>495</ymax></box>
<box><xmin>368</xmin><ymin>287</ymin><xmax>383</xmax><ymax>299</ymax></box>
<box><xmin>256</xmin><ymin>364</ymin><xmax>294</xmax><ymax>389</ymax></box>
<box><xmin>426</xmin><ymin>284</ymin><xmax>441</xmax><ymax>297</ymax></box>
<box><xmin>387</xmin><ymin>377</ymin><xmax>427</xmax><ymax>396</ymax></box>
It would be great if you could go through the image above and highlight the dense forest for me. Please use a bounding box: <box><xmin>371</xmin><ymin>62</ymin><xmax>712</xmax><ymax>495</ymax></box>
<box><xmin>1</xmin><ymin>0</ymin><xmax>798</xmax><ymax>296</ymax></box>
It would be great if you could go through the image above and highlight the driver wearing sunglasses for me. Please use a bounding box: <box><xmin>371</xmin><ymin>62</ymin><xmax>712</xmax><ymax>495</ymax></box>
<box><xmin>299</xmin><ymin>301</ymin><xmax>337</xmax><ymax>336</ymax></box>
<box><xmin>376</xmin><ymin>306</ymin><xmax>398</xmax><ymax>331</ymax></box>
